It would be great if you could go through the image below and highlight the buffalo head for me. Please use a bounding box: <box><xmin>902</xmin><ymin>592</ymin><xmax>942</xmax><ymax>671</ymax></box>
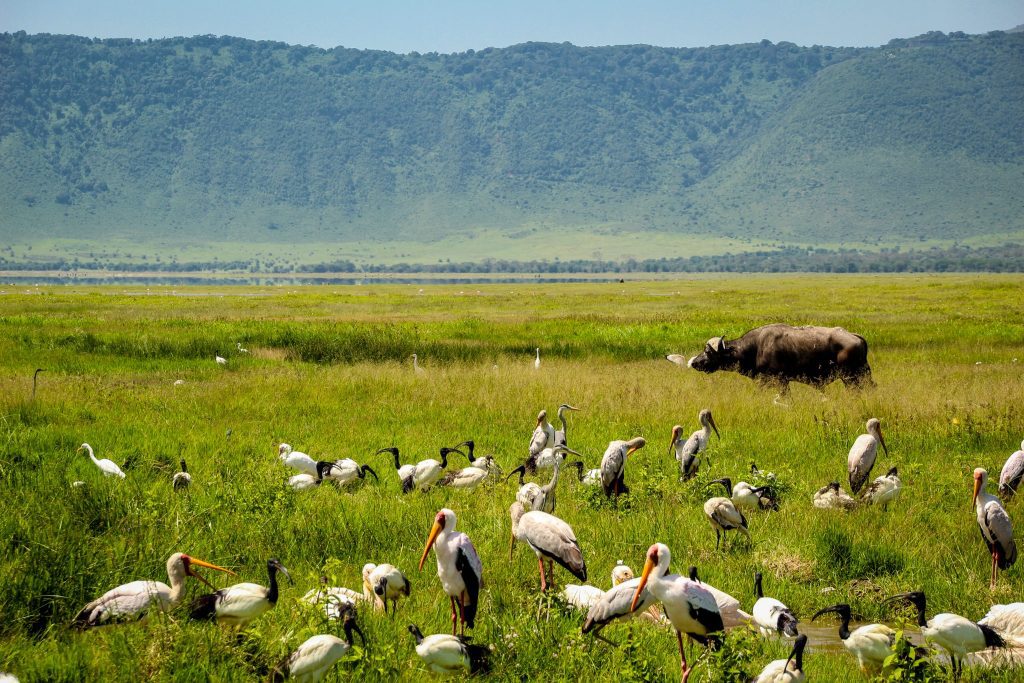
<box><xmin>687</xmin><ymin>336</ymin><xmax>737</xmax><ymax>373</ymax></box>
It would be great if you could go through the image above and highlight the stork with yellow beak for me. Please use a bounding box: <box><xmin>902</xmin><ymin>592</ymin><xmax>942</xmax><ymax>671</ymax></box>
<box><xmin>418</xmin><ymin>508</ymin><xmax>482</xmax><ymax>636</ymax></box>
<box><xmin>973</xmin><ymin>467</ymin><xmax>1017</xmax><ymax>589</ymax></box>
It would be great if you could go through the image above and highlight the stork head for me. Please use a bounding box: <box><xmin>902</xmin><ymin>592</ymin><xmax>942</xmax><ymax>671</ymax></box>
<box><xmin>700</xmin><ymin>409</ymin><xmax>720</xmax><ymax>439</ymax></box>
<box><xmin>537</xmin><ymin>409</ymin><xmax>547</xmax><ymax>425</ymax></box>
<box><xmin>867</xmin><ymin>418</ymin><xmax>887</xmax><ymax>456</ymax></box>
<box><xmin>631</xmin><ymin>543</ymin><xmax>671</xmax><ymax>612</ymax></box>
<box><xmin>669</xmin><ymin>425</ymin><xmax>684</xmax><ymax>454</ymax></box>
<box><xmin>624</xmin><ymin>437</ymin><xmax>646</xmax><ymax>457</ymax></box>
<box><xmin>418</xmin><ymin>509</ymin><xmax>454</xmax><ymax>571</ymax></box>
<box><xmin>973</xmin><ymin>467</ymin><xmax>988</xmax><ymax>508</ymax></box>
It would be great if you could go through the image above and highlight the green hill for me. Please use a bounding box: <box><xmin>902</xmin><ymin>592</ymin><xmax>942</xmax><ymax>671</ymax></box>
<box><xmin>0</xmin><ymin>30</ymin><xmax>1022</xmax><ymax>266</ymax></box>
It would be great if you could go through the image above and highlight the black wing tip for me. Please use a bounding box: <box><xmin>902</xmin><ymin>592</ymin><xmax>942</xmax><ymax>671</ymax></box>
<box><xmin>188</xmin><ymin>593</ymin><xmax>219</xmax><ymax>621</ymax></box>
<box><xmin>465</xmin><ymin>643</ymin><xmax>491</xmax><ymax>674</ymax></box>
<box><xmin>979</xmin><ymin>623</ymin><xmax>1006</xmax><ymax>649</ymax></box>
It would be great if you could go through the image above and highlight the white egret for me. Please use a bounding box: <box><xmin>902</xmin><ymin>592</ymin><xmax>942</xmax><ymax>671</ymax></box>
<box><xmin>848</xmin><ymin>418</ymin><xmax>888</xmax><ymax>495</ymax></box>
<box><xmin>534</xmin><ymin>348</ymin><xmax>541</xmax><ymax>370</ymax></box>
<box><xmin>973</xmin><ymin>467</ymin><xmax>1017</xmax><ymax>589</ymax></box>
<box><xmin>630</xmin><ymin>543</ymin><xmax>724</xmax><ymax>683</ymax></box>
<box><xmin>236</xmin><ymin>342</ymin><xmax>249</xmax><ymax>354</ymax></box>
<box><xmin>407</xmin><ymin>624</ymin><xmax>490</xmax><ymax>674</ymax></box>
<box><xmin>78</xmin><ymin>443</ymin><xmax>125</xmax><ymax>479</ymax></box>
<box><xmin>752</xmin><ymin>634</ymin><xmax>807</xmax><ymax>683</ymax></box>
<box><xmin>418</xmin><ymin>508</ymin><xmax>482</xmax><ymax>636</ymax></box>
<box><xmin>998</xmin><ymin>441</ymin><xmax>1024</xmax><ymax>501</ymax></box>
<box><xmin>752</xmin><ymin>571</ymin><xmax>798</xmax><ymax>638</ymax></box>
<box><xmin>509</xmin><ymin>502</ymin><xmax>587</xmax><ymax>592</ymax></box>
<box><xmin>411</xmin><ymin>353</ymin><xmax>424</xmax><ymax>374</ymax></box>
<box><xmin>73</xmin><ymin>553</ymin><xmax>233</xmax><ymax>628</ymax></box>
<box><xmin>600</xmin><ymin>437</ymin><xmax>647</xmax><ymax>498</ymax></box>
<box><xmin>216</xmin><ymin>355</ymin><xmax>227</xmax><ymax>365</ymax></box>
<box><xmin>189</xmin><ymin>558</ymin><xmax>292</xmax><ymax>629</ymax></box>
<box><xmin>279</xmin><ymin>443</ymin><xmax>318</xmax><ymax>476</ymax></box>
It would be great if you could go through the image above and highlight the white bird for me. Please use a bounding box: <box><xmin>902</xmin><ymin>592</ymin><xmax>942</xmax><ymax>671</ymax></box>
<box><xmin>377</xmin><ymin>446</ymin><xmax>462</xmax><ymax>493</ymax></box>
<box><xmin>73</xmin><ymin>553</ymin><xmax>233</xmax><ymax>628</ymax></box>
<box><xmin>0</xmin><ymin>674</ymin><xmax>18</xmax><ymax>683</ymax></box>
<box><xmin>600</xmin><ymin>437</ymin><xmax>647</xmax><ymax>498</ymax></box>
<box><xmin>411</xmin><ymin>353</ymin><xmax>424</xmax><ymax>374</ymax></box>
<box><xmin>752</xmin><ymin>634</ymin><xmax>807</xmax><ymax>683</ymax></box>
<box><xmin>173</xmin><ymin>379</ymin><xmax>185</xmax><ymax>386</ymax></box>
<box><xmin>862</xmin><ymin>466</ymin><xmax>901</xmax><ymax>509</ymax></box>
<box><xmin>236</xmin><ymin>342</ymin><xmax>249</xmax><ymax>354</ymax></box>
<box><xmin>813</xmin><ymin>481</ymin><xmax>859</xmax><ymax>510</ymax></box>
<box><xmin>703</xmin><ymin>488</ymin><xmax>751</xmax><ymax>550</ymax></box>
<box><xmin>506</xmin><ymin>444</ymin><xmax>581</xmax><ymax>485</ymax></box>
<box><xmin>973</xmin><ymin>467</ymin><xmax>1017</xmax><ymax>589</ymax></box>
<box><xmin>569</xmin><ymin>460</ymin><xmax>602</xmax><ymax>486</ymax></box>
<box><xmin>271</xmin><ymin>611</ymin><xmax>364</xmax><ymax>682</ymax></box>
<box><xmin>552</xmin><ymin>403</ymin><xmax>580</xmax><ymax>447</ymax></box>
<box><xmin>366</xmin><ymin>562</ymin><xmax>411</xmax><ymax>616</ymax></box>
<box><xmin>438</xmin><ymin>441</ymin><xmax>498</xmax><ymax>489</ymax></box>
<box><xmin>564</xmin><ymin>562</ymin><xmax>635</xmax><ymax>611</ymax></box>
<box><xmin>581</xmin><ymin>565</ymin><xmax>668</xmax><ymax>644</ymax></box>
<box><xmin>407</xmin><ymin>624</ymin><xmax>490</xmax><ymax>675</ymax></box>
<box><xmin>215</xmin><ymin>355</ymin><xmax>227</xmax><ymax>365</ymax></box>
<box><xmin>521</xmin><ymin>456</ymin><xmax>572</xmax><ymax>513</ymax></box>
<box><xmin>320</xmin><ymin>458</ymin><xmax>379</xmax><ymax>487</ymax></box>
<box><xmin>998</xmin><ymin>441</ymin><xmax>1024</xmax><ymax>501</ymax></box>
<box><xmin>979</xmin><ymin>603</ymin><xmax>1024</xmax><ymax>644</ymax></box>
<box><xmin>418</xmin><ymin>508</ymin><xmax>482</xmax><ymax>636</ymax></box>
<box><xmin>173</xmin><ymin>459</ymin><xmax>192</xmax><ymax>491</ymax></box>
<box><xmin>629</xmin><ymin>543</ymin><xmax>724</xmax><ymax>683</ymax></box>
<box><xmin>665</xmin><ymin>354</ymin><xmax>690</xmax><ymax>368</ymax></box>
<box><xmin>534</xmin><ymin>347</ymin><xmax>541</xmax><ymax>370</ymax></box>
<box><xmin>709</xmin><ymin>477</ymin><xmax>773</xmax><ymax>512</ymax></box>
<box><xmin>302</xmin><ymin>574</ymin><xmax>372</xmax><ymax>618</ymax></box>
<box><xmin>752</xmin><ymin>571</ymin><xmax>799</xmax><ymax>638</ymax></box>
<box><xmin>670</xmin><ymin>409</ymin><xmax>720</xmax><ymax>481</ymax></box>
<box><xmin>529</xmin><ymin>409</ymin><xmax>556</xmax><ymax>459</ymax></box>
<box><xmin>279</xmin><ymin>443</ymin><xmax>319</xmax><ymax>476</ymax></box>
<box><xmin>509</xmin><ymin>502</ymin><xmax>587</xmax><ymax>592</ymax></box>
<box><xmin>288</xmin><ymin>461</ymin><xmax>336</xmax><ymax>491</ymax></box>
<box><xmin>687</xmin><ymin>566</ymin><xmax>753</xmax><ymax>628</ymax></box>
<box><xmin>78</xmin><ymin>443</ymin><xmax>125</xmax><ymax>479</ymax></box>
<box><xmin>884</xmin><ymin>591</ymin><xmax>1005</xmax><ymax>678</ymax></box>
<box><xmin>189</xmin><ymin>558</ymin><xmax>291</xmax><ymax>629</ymax></box>
<box><xmin>848</xmin><ymin>418</ymin><xmax>888</xmax><ymax>495</ymax></box>
<box><xmin>811</xmin><ymin>603</ymin><xmax>897</xmax><ymax>675</ymax></box>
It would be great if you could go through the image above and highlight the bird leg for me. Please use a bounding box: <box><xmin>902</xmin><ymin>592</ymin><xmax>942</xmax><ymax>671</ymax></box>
<box><xmin>676</xmin><ymin>630</ymin><xmax>691</xmax><ymax>683</ymax></box>
<box><xmin>991</xmin><ymin>552</ymin><xmax>998</xmax><ymax>590</ymax></box>
<box><xmin>547</xmin><ymin>560</ymin><xmax>555</xmax><ymax>588</ymax></box>
<box><xmin>449</xmin><ymin>595</ymin><xmax>458</xmax><ymax>635</ymax></box>
<box><xmin>714</xmin><ymin>529</ymin><xmax>721</xmax><ymax>551</ymax></box>
<box><xmin>537</xmin><ymin>555</ymin><xmax>548</xmax><ymax>592</ymax></box>
<box><xmin>458</xmin><ymin>594</ymin><xmax>467</xmax><ymax>637</ymax></box>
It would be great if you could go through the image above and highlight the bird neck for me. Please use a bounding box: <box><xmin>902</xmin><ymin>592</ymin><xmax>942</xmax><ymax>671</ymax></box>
<box><xmin>548</xmin><ymin>464</ymin><xmax>560</xmax><ymax>489</ymax></box>
<box><xmin>792</xmin><ymin>644</ymin><xmax>804</xmax><ymax>672</ymax></box>
<box><xmin>168</xmin><ymin>568</ymin><xmax>187</xmax><ymax>605</ymax></box>
<box><xmin>392</xmin><ymin>452</ymin><xmax>402</xmax><ymax>470</ymax></box>
<box><xmin>837</xmin><ymin>615</ymin><xmax>851</xmax><ymax>640</ymax></box>
<box><xmin>439</xmin><ymin>450</ymin><xmax>448</xmax><ymax>468</ymax></box>
<box><xmin>266</xmin><ymin>566</ymin><xmax>280</xmax><ymax>604</ymax></box>
<box><xmin>754</xmin><ymin>574</ymin><xmax>763</xmax><ymax>599</ymax></box>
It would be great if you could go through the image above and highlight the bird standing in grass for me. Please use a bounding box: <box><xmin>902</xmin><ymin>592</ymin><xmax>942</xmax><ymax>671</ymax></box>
<box><xmin>418</xmin><ymin>508</ymin><xmax>482</xmax><ymax>636</ymax></box>
<box><xmin>74</xmin><ymin>553</ymin><xmax>234</xmax><ymax>628</ymax></box>
<box><xmin>687</xmin><ymin>566</ymin><xmax>752</xmax><ymax>628</ymax></box>
<box><xmin>753</xmin><ymin>634</ymin><xmax>807</xmax><ymax>683</ymax></box>
<box><xmin>173</xmin><ymin>459</ymin><xmax>192</xmax><ymax>491</ymax></box>
<box><xmin>407</xmin><ymin>624</ymin><xmax>490</xmax><ymax>674</ymax></box>
<box><xmin>79</xmin><ymin>443</ymin><xmax>125</xmax><ymax>479</ymax></box>
<box><xmin>630</xmin><ymin>543</ymin><xmax>723</xmax><ymax>683</ymax></box>
<box><xmin>319</xmin><ymin>457</ymin><xmax>378</xmax><ymax>487</ymax></box>
<box><xmin>972</xmin><ymin>467</ymin><xmax>1017</xmax><ymax>589</ymax></box>
<box><xmin>190</xmin><ymin>558</ymin><xmax>291</xmax><ymax>630</ymax></box>
<box><xmin>998</xmin><ymin>441</ymin><xmax>1024</xmax><ymax>501</ymax></box>
<box><xmin>534</xmin><ymin>348</ymin><xmax>541</xmax><ymax>370</ymax></box>
<box><xmin>703</xmin><ymin>486</ymin><xmax>750</xmax><ymax>550</ymax></box>
<box><xmin>271</xmin><ymin>606</ymin><xmax>364</xmax><ymax>682</ymax></box>
<box><xmin>509</xmin><ymin>502</ymin><xmax>586</xmax><ymax>592</ymax></box>
<box><xmin>709</xmin><ymin>477</ymin><xmax>774</xmax><ymax>512</ymax></box>
<box><xmin>216</xmin><ymin>355</ymin><xmax>227</xmax><ymax>365</ymax></box>
<box><xmin>848</xmin><ymin>418</ymin><xmax>888</xmax><ymax>495</ymax></box>
<box><xmin>600</xmin><ymin>437</ymin><xmax>646</xmax><ymax>498</ymax></box>
<box><xmin>752</xmin><ymin>571</ymin><xmax>798</xmax><ymax>638</ymax></box>
<box><xmin>671</xmin><ymin>409</ymin><xmax>719</xmax><ymax>481</ymax></box>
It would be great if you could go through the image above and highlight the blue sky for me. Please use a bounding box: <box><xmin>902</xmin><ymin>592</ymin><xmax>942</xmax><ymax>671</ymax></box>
<box><xmin>2</xmin><ymin>0</ymin><xmax>1020</xmax><ymax>53</ymax></box>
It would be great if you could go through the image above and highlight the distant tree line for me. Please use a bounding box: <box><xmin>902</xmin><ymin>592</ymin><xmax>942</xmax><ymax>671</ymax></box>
<box><xmin>4</xmin><ymin>245</ymin><xmax>1022</xmax><ymax>274</ymax></box>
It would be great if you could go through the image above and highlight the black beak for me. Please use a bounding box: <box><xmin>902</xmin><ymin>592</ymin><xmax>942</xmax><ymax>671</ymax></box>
<box><xmin>360</xmin><ymin>464</ymin><xmax>379</xmax><ymax>481</ymax></box>
<box><xmin>505</xmin><ymin>465</ymin><xmax>526</xmax><ymax>484</ymax></box>
<box><xmin>344</xmin><ymin>615</ymin><xmax>366</xmax><ymax>647</ymax></box>
<box><xmin>811</xmin><ymin>604</ymin><xmax>848</xmax><ymax>621</ymax></box>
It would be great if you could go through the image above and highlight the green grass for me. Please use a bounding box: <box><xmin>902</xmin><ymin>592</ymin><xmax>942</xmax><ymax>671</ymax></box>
<box><xmin>1</xmin><ymin>275</ymin><xmax>1023</xmax><ymax>681</ymax></box>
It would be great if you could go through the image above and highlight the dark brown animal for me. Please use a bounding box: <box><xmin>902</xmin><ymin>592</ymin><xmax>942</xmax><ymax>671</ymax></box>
<box><xmin>678</xmin><ymin>324</ymin><xmax>872</xmax><ymax>395</ymax></box>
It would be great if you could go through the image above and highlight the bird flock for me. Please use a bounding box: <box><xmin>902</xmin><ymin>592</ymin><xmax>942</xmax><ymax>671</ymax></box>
<box><xmin>63</xmin><ymin>383</ymin><xmax>1024</xmax><ymax>682</ymax></box>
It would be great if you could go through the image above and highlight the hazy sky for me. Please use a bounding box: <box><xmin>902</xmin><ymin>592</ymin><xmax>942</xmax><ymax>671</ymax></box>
<box><xmin>2</xmin><ymin>0</ymin><xmax>1021</xmax><ymax>53</ymax></box>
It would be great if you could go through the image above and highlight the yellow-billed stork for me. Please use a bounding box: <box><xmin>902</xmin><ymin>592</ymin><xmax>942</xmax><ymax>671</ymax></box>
<box><xmin>509</xmin><ymin>502</ymin><xmax>586</xmax><ymax>591</ymax></box>
<box><xmin>73</xmin><ymin>553</ymin><xmax>233</xmax><ymax>628</ymax></box>
<box><xmin>998</xmin><ymin>441</ymin><xmax>1024</xmax><ymax>501</ymax></box>
<box><xmin>670</xmin><ymin>409</ymin><xmax>719</xmax><ymax>481</ymax></box>
<box><xmin>418</xmin><ymin>508</ymin><xmax>482</xmax><ymax>636</ymax></box>
<box><xmin>600</xmin><ymin>437</ymin><xmax>646</xmax><ymax>498</ymax></box>
<box><xmin>847</xmin><ymin>418</ymin><xmax>888</xmax><ymax>494</ymax></box>
<box><xmin>580</xmin><ymin>562</ymin><xmax>668</xmax><ymax>645</ymax></box>
<box><xmin>973</xmin><ymin>467</ymin><xmax>1017</xmax><ymax>588</ymax></box>
<box><xmin>529</xmin><ymin>409</ymin><xmax>556</xmax><ymax>457</ymax></box>
<box><xmin>630</xmin><ymin>543</ymin><xmax>724</xmax><ymax>683</ymax></box>
<box><xmin>189</xmin><ymin>558</ymin><xmax>292</xmax><ymax>629</ymax></box>
<box><xmin>703</xmin><ymin>488</ymin><xmax>751</xmax><ymax>550</ymax></box>
<box><xmin>687</xmin><ymin>566</ymin><xmax>752</xmax><ymax>628</ymax></box>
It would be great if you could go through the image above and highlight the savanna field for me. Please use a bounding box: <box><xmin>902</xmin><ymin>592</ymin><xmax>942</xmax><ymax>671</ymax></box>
<box><xmin>1</xmin><ymin>274</ymin><xmax>1023</xmax><ymax>682</ymax></box>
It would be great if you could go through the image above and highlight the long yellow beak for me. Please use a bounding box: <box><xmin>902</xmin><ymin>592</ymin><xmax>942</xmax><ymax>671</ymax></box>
<box><xmin>419</xmin><ymin>520</ymin><xmax>443</xmax><ymax>571</ymax></box>
<box><xmin>626</xmin><ymin>446</ymin><xmax>639</xmax><ymax>457</ymax></box>
<box><xmin>186</xmin><ymin>557</ymin><xmax>236</xmax><ymax>589</ymax></box>
<box><xmin>972</xmin><ymin>476</ymin><xmax>982</xmax><ymax>509</ymax></box>
<box><xmin>630</xmin><ymin>557</ymin><xmax>655</xmax><ymax>612</ymax></box>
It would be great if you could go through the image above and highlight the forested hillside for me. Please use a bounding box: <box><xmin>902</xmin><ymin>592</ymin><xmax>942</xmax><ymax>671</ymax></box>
<box><xmin>1</xmin><ymin>30</ymin><xmax>1022</xmax><ymax>261</ymax></box>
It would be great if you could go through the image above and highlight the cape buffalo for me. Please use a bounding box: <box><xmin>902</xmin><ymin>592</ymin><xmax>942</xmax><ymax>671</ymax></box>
<box><xmin>675</xmin><ymin>324</ymin><xmax>873</xmax><ymax>394</ymax></box>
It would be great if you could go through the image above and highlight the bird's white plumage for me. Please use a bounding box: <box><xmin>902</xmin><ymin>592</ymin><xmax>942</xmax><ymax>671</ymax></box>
<box><xmin>429</xmin><ymin>510</ymin><xmax>482</xmax><ymax>603</ymax></box>
<box><xmin>279</xmin><ymin>634</ymin><xmax>352</xmax><ymax>682</ymax></box>
<box><xmin>980</xmin><ymin>603</ymin><xmax>1024</xmax><ymax>643</ymax></box>
<box><xmin>924</xmin><ymin>612</ymin><xmax>991</xmax><ymax>664</ymax></box>
<box><xmin>975</xmin><ymin>469</ymin><xmax>1017</xmax><ymax>572</ymax></box>
<box><xmin>848</xmin><ymin>418</ymin><xmax>885</xmax><ymax>494</ymax></box>
<box><xmin>75</xmin><ymin>553</ymin><xmax>196</xmax><ymax>627</ymax></box>
<box><xmin>279</xmin><ymin>444</ymin><xmax>318</xmax><ymax>476</ymax></box>
<box><xmin>529</xmin><ymin>411</ymin><xmax>555</xmax><ymax>457</ymax></box>
<box><xmin>731</xmin><ymin>481</ymin><xmax>762</xmax><ymax>511</ymax></box>
<box><xmin>322</xmin><ymin>459</ymin><xmax>365</xmax><ymax>486</ymax></box>
<box><xmin>862</xmin><ymin>468</ymin><xmax>901</xmax><ymax>508</ymax></box>
<box><xmin>563</xmin><ymin>583</ymin><xmax>605</xmax><ymax>610</ymax></box>
<box><xmin>753</xmin><ymin>596</ymin><xmax>795</xmax><ymax>637</ymax></box>
<box><xmin>514</xmin><ymin>509</ymin><xmax>583</xmax><ymax>571</ymax></box>
<box><xmin>753</xmin><ymin>656</ymin><xmax>805</xmax><ymax>683</ymax></box>
<box><xmin>999</xmin><ymin>444</ymin><xmax>1024</xmax><ymax>500</ymax></box>
<box><xmin>665</xmin><ymin>354</ymin><xmax>689</xmax><ymax>367</ymax></box>
<box><xmin>534</xmin><ymin>348</ymin><xmax>541</xmax><ymax>370</ymax></box>
<box><xmin>215</xmin><ymin>355</ymin><xmax>227</xmax><ymax>365</ymax></box>
<box><xmin>691</xmin><ymin>579</ymin><xmax>752</xmax><ymax>628</ymax></box>
<box><xmin>413</xmin><ymin>633</ymin><xmax>471</xmax><ymax>673</ymax></box>
<box><xmin>80</xmin><ymin>443</ymin><xmax>125</xmax><ymax>479</ymax></box>
<box><xmin>368</xmin><ymin>563</ymin><xmax>409</xmax><ymax>611</ymax></box>
<box><xmin>813</xmin><ymin>482</ymin><xmax>858</xmax><ymax>510</ymax></box>
<box><xmin>844</xmin><ymin>623</ymin><xmax>896</xmax><ymax>673</ymax></box>
<box><xmin>638</xmin><ymin>544</ymin><xmax>721</xmax><ymax>640</ymax></box>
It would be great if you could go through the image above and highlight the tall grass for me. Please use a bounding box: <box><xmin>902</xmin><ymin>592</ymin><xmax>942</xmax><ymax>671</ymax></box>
<box><xmin>0</xmin><ymin>275</ymin><xmax>1022</xmax><ymax>681</ymax></box>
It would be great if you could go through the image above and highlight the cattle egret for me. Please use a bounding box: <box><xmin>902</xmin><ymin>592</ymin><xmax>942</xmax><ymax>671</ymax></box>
<box><xmin>848</xmin><ymin>418</ymin><xmax>888</xmax><ymax>495</ymax></box>
<box><xmin>813</xmin><ymin>482</ymin><xmax>859</xmax><ymax>510</ymax></box>
<box><xmin>289</xmin><ymin>461</ymin><xmax>337</xmax><ymax>491</ymax></box>
<box><xmin>367</xmin><ymin>563</ymin><xmax>410</xmax><ymax>616</ymax></box>
<box><xmin>862</xmin><ymin>466</ymin><xmax>901</xmax><ymax>509</ymax></box>
<box><xmin>73</xmin><ymin>553</ymin><xmax>233</xmax><ymax>628</ymax></box>
<box><xmin>687</xmin><ymin>566</ymin><xmax>752</xmax><ymax>628</ymax></box>
<box><xmin>811</xmin><ymin>604</ymin><xmax>896</xmax><ymax>675</ymax></box>
<box><xmin>884</xmin><ymin>591</ymin><xmax>1004</xmax><ymax>678</ymax></box>
<box><xmin>630</xmin><ymin>543</ymin><xmax>724</xmax><ymax>683</ymax></box>
<box><xmin>271</xmin><ymin>608</ymin><xmax>364</xmax><ymax>682</ymax></box>
<box><xmin>173</xmin><ymin>459</ymin><xmax>192</xmax><ymax>491</ymax></box>
<box><xmin>753</xmin><ymin>572</ymin><xmax>798</xmax><ymax>638</ymax></box>
<box><xmin>216</xmin><ymin>355</ymin><xmax>227</xmax><ymax>365</ymax></box>
<box><xmin>418</xmin><ymin>508</ymin><xmax>482</xmax><ymax>636</ymax></box>
<box><xmin>173</xmin><ymin>379</ymin><xmax>185</xmax><ymax>386</ymax></box>
<box><xmin>377</xmin><ymin>446</ymin><xmax>462</xmax><ymax>493</ymax></box>
<box><xmin>79</xmin><ymin>443</ymin><xmax>125</xmax><ymax>479</ymax></box>
<box><xmin>320</xmin><ymin>458</ymin><xmax>378</xmax><ymax>487</ymax></box>
<box><xmin>407</xmin><ymin>624</ymin><xmax>490</xmax><ymax>674</ymax></box>
<box><xmin>600</xmin><ymin>437</ymin><xmax>646</xmax><ymax>498</ymax></box>
<box><xmin>753</xmin><ymin>634</ymin><xmax>807</xmax><ymax>683</ymax></box>
<box><xmin>189</xmin><ymin>558</ymin><xmax>292</xmax><ymax>629</ymax></box>
<box><xmin>704</xmin><ymin>487</ymin><xmax>751</xmax><ymax>550</ymax></box>
<box><xmin>998</xmin><ymin>441</ymin><xmax>1024</xmax><ymax>501</ymax></box>
<box><xmin>534</xmin><ymin>348</ymin><xmax>541</xmax><ymax>370</ymax></box>
<box><xmin>509</xmin><ymin>502</ymin><xmax>587</xmax><ymax>591</ymax></box>
<box><xmin>236</xmin><ymin>342</ymin><xmax>249</xmax><ymax>354</ymax></box>
<box><xmin>973</xmin><ymin>467</ymin><xmax>1017</xmax><ymax>589</ymax></box>
<box><xmin>553</xmin><ymin>403</ymin><xmax>580</xmax><ymax>447</ymax></box>
<box><xmin>565</xmin><ymin>562</ymin><xmax>635</xmax><ymax>611</ymax></box>
<box><xmin>671</xmin><ymin>409</ymin><xmax>719</xmax><ymax>481</ymax></box>
<box><xmin>279</xmin><ymin>443</ymin><xmax>318</xmax><ymax>476</ymax></box>
<box><xmin>581</xmin><ymin>564</ymin><xmax>667</xmax><ymax>645</ymax></box>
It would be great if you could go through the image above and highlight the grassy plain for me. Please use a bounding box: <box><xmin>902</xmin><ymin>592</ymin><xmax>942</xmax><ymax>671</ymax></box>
<box><xmin>1</xmin><ymin>274</ymin><xmax>1023</xmax><ymax>682</ymax></box>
